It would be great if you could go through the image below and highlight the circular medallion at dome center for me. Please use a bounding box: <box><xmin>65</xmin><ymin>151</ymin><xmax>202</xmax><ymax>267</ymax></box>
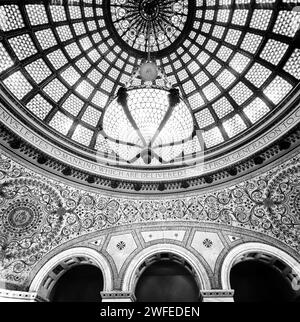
<box><xmin>140</xmin><ymin>0</ymin><xmax>160</xmax><ymax>20</ymax></box>
<box><xmin>107</xmin><ymin>0</ymin><xmax>193</xmax><ymax>56</ymax></box>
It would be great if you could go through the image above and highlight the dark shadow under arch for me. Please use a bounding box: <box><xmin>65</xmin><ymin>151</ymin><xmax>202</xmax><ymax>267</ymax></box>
<box><xmin>230</xmin><ymin>260</ymin><xmax>298</xmax><ymax>302</ymax></box>
<box><xmin>135</xmin><ymin>260</ymin><xmax>200</xmax><ymax>302</ymax></box>
<box><xmin>50</xmin><ymin>264</ymin><xmax>104</xmax><ymax>302</ymax></box>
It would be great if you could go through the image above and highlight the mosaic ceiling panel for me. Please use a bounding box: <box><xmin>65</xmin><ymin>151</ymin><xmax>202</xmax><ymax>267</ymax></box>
<box><xmin>1</xmin><ymin>148</ymin><xmax>300</xmax><ymax>287</ymax></box>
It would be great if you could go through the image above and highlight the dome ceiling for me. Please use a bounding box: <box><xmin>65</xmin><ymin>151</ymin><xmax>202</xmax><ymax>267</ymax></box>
<box><xmin>0</xmin><ymin>0</ymin><xmax>299</xmax><ymax>171</ymax></box>
<box><xmin>108</xmin><ymin>0</ymin><xmax>191</xmax><ymax>54</ymax></box>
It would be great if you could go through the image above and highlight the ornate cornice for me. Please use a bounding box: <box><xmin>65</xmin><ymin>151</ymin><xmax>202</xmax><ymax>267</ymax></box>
<box><xmin>0</xmin><ymin>101</ymin><xmax>300</xmax><ymax>193</ymax></box>
<box><xmin>0</xmin><ymin>83</ymin><xmax>300</xmax><ymax>192</ymax></box>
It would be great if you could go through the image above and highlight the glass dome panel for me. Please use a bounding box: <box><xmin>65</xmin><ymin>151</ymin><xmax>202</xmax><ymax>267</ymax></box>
<box><xmin>0</xmin><ymin>0</ymin><xmax>298</xmax><ymax>170</ymax></box>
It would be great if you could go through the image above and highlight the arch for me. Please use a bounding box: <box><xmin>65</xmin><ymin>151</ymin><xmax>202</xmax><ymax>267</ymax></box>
<box><xmin>50</xmin><ymin>265</ymin><xmax>104</xmax><ymax>302</ymax></box>
<box><xmin>30</xmin><ymin>247</ymin><xmax>113</xmax><ymax>300</ymax></box>
<box><xmin>135</xmin><ymin>259</ymin><xmax>200</xmax><ymax>302</ymax></box>
<box><xmin>122</xmin><ymin>244</ymin><xmax>211</xmax><ymax>293</ymax></box>
<box><xmin>221</xmin><ymin>242</ymin><xmax>300</xmax><ymax>290</ymax></box>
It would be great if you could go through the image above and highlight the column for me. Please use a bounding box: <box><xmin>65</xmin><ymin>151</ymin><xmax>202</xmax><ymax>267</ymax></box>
<box><xmin>101</xmin><ymin>291</ymin><xmax>136</xmax><ymax>302</ymax></box>
<box><xmin>200</xmin><ymin>290</ymin><xmax>235</xmax><ymax>302</ymax></box>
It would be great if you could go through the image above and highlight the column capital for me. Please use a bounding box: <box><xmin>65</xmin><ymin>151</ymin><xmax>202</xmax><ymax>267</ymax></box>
<box><xmin>101</xmin><ymin>291</ymin><xmax>136</xmax><ymax>302</ymax></box>
<box><xmin>200</xmin><ymin>289</ymin><xmax>235</xmax><ymax>302</ymax></box>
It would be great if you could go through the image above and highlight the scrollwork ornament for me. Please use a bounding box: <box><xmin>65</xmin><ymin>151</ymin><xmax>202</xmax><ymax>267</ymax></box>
<box><xmin>105</xmin><ymin>200</ymin><xmax>120</xmax><ymax>224</ymax></box>
<box><xmin>206</xmin><ymin>207</ymin><xmax>221</xmax><ymax>221</ymax></box>
<box><xmin>217</xmin><ymin>192</ymin><xmax>231</xmax><ymax>205</ymax></box>
<box><xmin>81</xmin><ymin>213</ymin><xmax>94</xmax><ymax>230</ymax></box>
<box><xmin>232</xmin><ymin>188</ymin><xmax>244</xmax><ymax>199</ymax></box>
<box><xmin>235</xmin><ymin>207</ymin><xmax>249</xmax><ymax>223</ymax></box>
<box><xmin>66</xmin><ymin>213</ymin><xmax>78</xmax><ymax>225</ymax></box>
<box><xmin>0</xmin><ymin>157</ymin><xmax>11</xmax><ymax>171</ymax></box>
<box><xmin>252</xmin><ymin>205</ymin><xmax>267</xmax><ymax>218</ymax></box>
<box><xmin>205</xmin><ymin>195</ymin><xmax>218</xmax><ymax>205</ymax></box>
<box><xmin>250</xmin><ymin>190</ymin><xmax>264</xmax><ymax>203</ymax></box>
<box><xmin>80</xmin><ymin>195</ymin><xmax>95</xmax><ymax>208</ymax></box>
<box><xmin>62</xmin><ymin>226</ymin><xmax>72</xmax><ymax>237</ymax></box>
<box><xmin>219</xmin><ymin>209</ymin><xmax>234</xmax><ymax>225</ymax></box>
<box><xmin>97</xmin><ymin>198</ymin><xmax>108</xmax><ymax>210</ymax></box>
<box><xmin>141</xmin><ymin>202</ymin><xmax>153</xmax><ymax>221</ymax></box>
<box><xmin>10</xmin><ymin>168</ymin><xmax>22</xmax><ymax>178</ymax></box>
<box><xmin>172</xmin><ymin>200</ymin><xmax>186</xmax><ymax>219</ymax></box>
<box><xmin>262</xmin><ymin>219</ymin><xmax>272</xmax><ymax>230</ymax></box>
<box><xmin>250</xmin><ymin>218</ymin><xmax>261</xmax><ymax>228</ymax></box>
<box><xmin>94</xmin><ymin>214</ymin><xmax>106</xmax><ymax>230</ymax></box>
<box><xmin>13</xmin><ymin>261</ymin><xmax>25</xmax><ymax>274</ymax></box>
<box><xmin>245</xmin><ymin>181</ymin><xmax>256</xmax><ymax>191</ymax></box>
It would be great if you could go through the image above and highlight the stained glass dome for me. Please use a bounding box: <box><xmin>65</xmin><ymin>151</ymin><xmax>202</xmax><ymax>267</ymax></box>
<box><xmin>108</xmin><ymin>0</ymin><xmax>190</xmax><ymax>53</ymax></box>
<box><xmin>0</xmin><ymin>0</ymin><xmax>299</xmax><ymax>173</ymax></box>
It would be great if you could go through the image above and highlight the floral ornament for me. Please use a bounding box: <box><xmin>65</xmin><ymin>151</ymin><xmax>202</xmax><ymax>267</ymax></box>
<box><xmin>263</xmin><ymin>163</ymin><xmax>300</xmax><ymax>250</ymax></box>
<box><xmin>203</xmin><ymin>239</ymin><xmax>213</xmax><ymax>248</ymax></box>
<box><xmin>141</xmin><ymin>202</ymin><xmax>154</xmax><ymax>221</ymax></box>
<box><xmin>172</xmin><ymin>200</ymin><xmax>187</xmax><ymax>219</ymax></box>
<box><xmin>105</xmin><ymin>200</ymin><xmax>121</xmax><ymax>225</ymax></box>
<box><xmin>0</xmin><ymin>178</ymin><xmax>64</xmax><ymax>262</ymax></box>
<box><xmin>116</xmin><ymin>241</ymin><xmax>126</xmax><ymax>251</ymax></box>
<box><xmin>205</xmin><ymin>196</ymin><xmax>224</xmax><ymax>221</ymax></box>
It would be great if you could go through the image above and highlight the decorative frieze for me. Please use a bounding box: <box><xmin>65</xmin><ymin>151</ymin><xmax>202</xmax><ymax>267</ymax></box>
<box><xmin>0</xmin><ymin>149</ymin><xmax>300</xmax><ymax>288</ymax></box>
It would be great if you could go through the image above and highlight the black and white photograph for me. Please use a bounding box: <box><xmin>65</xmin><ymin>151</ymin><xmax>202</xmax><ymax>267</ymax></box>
<box><xmin>0</xmin><ymin>0</ymin><xmax>300</xmax><ymax>312</ymax></box>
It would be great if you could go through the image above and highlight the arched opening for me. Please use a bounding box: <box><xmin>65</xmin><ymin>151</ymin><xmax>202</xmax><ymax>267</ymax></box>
<box><xmin>49</xmin><ymin>264</ymin><xmax>104</xmax><ymax>302</ymax></box>
<box><xmin>30</xmin><ymin>248</ymin><xmax>113</xmax><ymax>302</ymax></box>
<box><xmin>230</xmin><ymin>253</ymin><xmax>300</xmax><ymax>302</ymax></box>
<box><xmin>135</xmin><ymin>253</ymin><xmax>200</xmax><ymax>302</ymax></box>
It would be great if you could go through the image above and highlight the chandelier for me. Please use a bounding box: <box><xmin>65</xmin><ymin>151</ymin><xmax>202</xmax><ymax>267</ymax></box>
<box><xmin>101</xmin><ymin>74</ymin><xmax>201</xmax><ymax>166</ymax></box>
<box><xmin>101</xmin><ymin>0</ymin><xmax>201</xmax><ymax>166</ymax></box>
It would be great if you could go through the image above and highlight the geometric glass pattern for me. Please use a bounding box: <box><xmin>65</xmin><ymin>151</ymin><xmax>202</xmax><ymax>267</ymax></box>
<box><xmin>0</xmin><ymin>0</ymin><xmax>298</xmax><ymax>164</ymax></box>
<box><xmin>110</xmin><ymin>0</ymin><xmax>189</xmax><ymax>53</ymax></box>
